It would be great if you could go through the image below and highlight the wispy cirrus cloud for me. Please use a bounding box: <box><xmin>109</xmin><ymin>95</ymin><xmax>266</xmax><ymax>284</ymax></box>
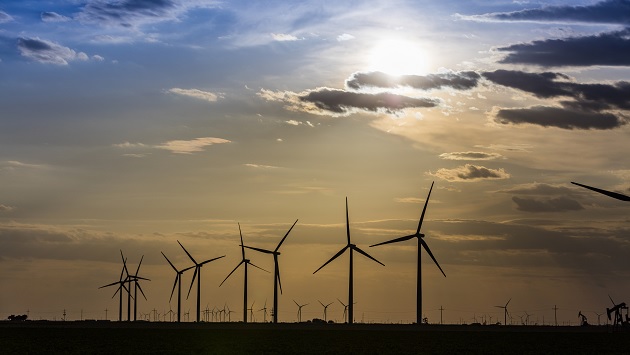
<box><xmin>439</xmin><ymin>152</ymin><xmax>502</xmax><ymax>161</ymax></box>
<box><xmin>430</xmin><ymin>164</ymin><xmax>510</xmax><ymax>182</ymax></box>
<box><xmin>244</xmin><ymin>163</ymin><xmax>279</xmax><ymax>169</ymax></box>
<box><xmin>0</xmin><ymin>10</ymin><xmax>14</xmax><ymax>23</ymax></box>
<box><xmin>17</xmin><ymin>37</ymin><xmax>96</xmax><ymax>65</ymax></box>
<box><xmin>167</xmin><ymin>88</ymin><xmax>221</xmax><ymax>102</ymax></box>
<box><xmin>0</xmin><ymin>204</ymin><xmax>15</xmax><ymax>212</ymax></box>
<box><xmin>271</xmin><ymin>33</ymin><xmax>301</xmax><ymax>41</ymax></box>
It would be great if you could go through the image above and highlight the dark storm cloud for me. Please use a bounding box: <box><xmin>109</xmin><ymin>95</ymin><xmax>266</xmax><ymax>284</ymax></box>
<box><xmin>77</xmin><ymin>0</ymin><xmax>178</xmax><ymax>27</ymax></box>
<box><xmin>345</xmin><ymin>71</ymin><xmax>481</xmax><ymax>91</ymax></box>
<box><xmin>512</xmin><ymin>196</ymin><xmax>584</xmax><ymax>213</ymax></box>
<box><xmin>474</xmin><ymin>0</ymin><xmax>630</xmax><ymax>25</ymax></box>
<box><xmin>497</xmin><ymin>183</ymin><xmax>576</xmax><ymax>196</ymax></box>
<box><xmin>495</xmin><ymin>106</ymin><xmax>625</xmax><ymax>130</ymax></box>
<box><xmin>483</xmin><ymin>70</ymin><xmax>571</xmax><ymax>98</ymax></box>
<box><xmin>300</xmin><ymin>88</ymin><xmax>438</xmax><ymax>114</ymax></box>
<box><xmin>497</xmin><ymin>28</ymin><xmax>630</xmax><ymax>67</ymax></box>
<box><xmin>41</xmin><ymin>11</ymin><xmax>71</xmax><ymax>23</ymax></box>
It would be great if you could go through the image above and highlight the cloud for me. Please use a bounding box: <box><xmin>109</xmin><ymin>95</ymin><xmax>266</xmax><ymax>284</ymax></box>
<box><xmin>483</xmin><ymin>70</ymin><xmax>629</xmax><ymax>129</ymax></box>
<box><xmin>0</xmin><ymin>204</ymin><xmax>14</xmax><ymax>212</ymax></box>
<box><xmin>41</xmin><ymin>12</ymin><xmax>71</xmax><ymax>22</ymax></box>
<box><xmin>512</xmin><ymin>196</ymin><xmax>584</xmax><ymax>213</ymax></box>
<box><xmin>337</xmin><ymin>33</ymin><xmax>355</xmax><ymax>41</ymax></box>
<box><xmin>394</xmin><ymin>197</ymin><xmax>426</xmax><ymax>204</ymax></box>
<box><xmin>76</xmin><ymin>0</ymin><xmax>218</xmax><ymax>28</ymax></box>
<box><xmin>244</xmin><ymin>163</ymin><xmax>279</xmax><ymax>169</ymax></box>
<box><xmin>439</xmin><ymin>152</ymin><xmax>502</xmax><ymax>161</ymax></box>
<box><xmin>167</xmin><ymin>88</ymin><xmax>220</xmax><ymax>102</ymax></box>
<box><xmin>271</xmin><ymin>33</ymin><xmax>301</xmax><ymax>41</ymax></box>
<box><xmin>258</xmin><ymin>88</ymin><xmax>438</xmax><ymax>117</ymax></box>
<box><xmin>155</xmin><ymin>137</ymin><xmax>230</xmax><ymax>154</ymax></box>
<box><xmin>17</xmin><ymin>37</ymin><xmax>91</xmax><ymax>65</ymax></box>
<box><xmin>496</xmin><ymin>28</ymin><xmax>630</xmax><ymax>67</ymax></box>
<box><xmin>430</xmin><ymin>164</ymin><xmax>510</xmax><ymax>182</ymax></box>
<box><xmin>461</xmin><ymin>0</ymin><xmax>630</xmax><ymax>25</ymax></box>
<box><xmin>493</xmin><ymin>106</ymin><xmax>626</xmax><ymax>130</ymax></box>
<box><xmin>0</xmin><ymin>10</ymin><xmax>13</xmax><ymax>23</ymax></box>
<box><xmin>346</xmin><ymin>71</ymin><xmax>481</xmax><ymax>91</ymax></box>
<box><xmin>113</xmin><ymin>142</ymin><xmax>147</xmax><ymax>148</ymax></box>
<box><xmin>497</xmin><ymin>183</ymin><xmax>577</xmax><ymax>196</ymax></box>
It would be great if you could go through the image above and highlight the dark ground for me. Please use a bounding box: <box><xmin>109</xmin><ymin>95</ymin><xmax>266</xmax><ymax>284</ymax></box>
<box><xmin>1</xmin><ymin>321</ymin><xmax>629</xmax><ymax>354</ymax></box>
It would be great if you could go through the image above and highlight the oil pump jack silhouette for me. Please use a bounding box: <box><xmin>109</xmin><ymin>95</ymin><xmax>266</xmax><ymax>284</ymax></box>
<box><xmin>607</xmin><ymin>295</ymin><xmax>628</xmax><ymax>329</ymax></box>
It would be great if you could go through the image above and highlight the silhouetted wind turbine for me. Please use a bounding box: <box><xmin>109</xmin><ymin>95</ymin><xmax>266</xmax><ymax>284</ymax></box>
<box><xmin>318</xmin><ymin>300</ymin><xmax>333</xmax><ymax>322</ymax></box>
<box><xmin>162</xmin><ymin>251</ymin><xmax>195</xmax><ymax>322</ymax></box>
<box><xmin>571</xmin><ymin>182</ymin><xmax>630</xmax><ymax>201</ymax></box>
<box><xmin>313</xmin><ymin>198</ymin><xmax>384</xmax><ymax>325</ymax></box>
<box><xmin>294</xmin><ymin>300</ymin><xmax>308</xmax><ymax>322</ymax></box>
<box><xmin>495</xmin><ymin>298</ymin><xmax>511</xmax><ymax>325</ymax></box>
<box><xmin>99</xmin><ymin>261</ymin><xmax>128</xmax><ymax>321</ymax></box>
<box><xmin>220</xmin><ymin>223</ymin><xmax>269</xmax><ymax>323</ymax></box>
<box><xmin>370</xmin><ymin>182</ymin><xmax>446</xmax><ymax>325</ymax></box>
<box><xmin>337</xmin><ymin>298</ymin><xmax>349</xmax><ymax>323</ymax></box>
<box><xmin>130</xmin><ymin>255</ymin><xmax>150</xmax><ymax>321</ymax></box>
<box><xmin>242</xmin><ymin>219</ymin><xmax>298</xmax><ymax>323</ymax></box>
<box><xmin>178</xmin><ymin>240</ymin><xmax>225</xmax><ymax>322</ymax></box>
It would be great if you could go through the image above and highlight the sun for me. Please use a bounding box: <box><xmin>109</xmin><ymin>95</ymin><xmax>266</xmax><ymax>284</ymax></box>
<box><xmin>367</xmin><ymin>39</ymin><xmax>430</xmax><ymax>76</ymax></box>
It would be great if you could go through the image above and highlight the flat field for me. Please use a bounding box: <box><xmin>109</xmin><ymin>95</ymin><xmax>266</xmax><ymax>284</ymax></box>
<box><xmin>1</xmin><ymin>321</ymin><xmax>630</xmax><ymax>354</ymax></box>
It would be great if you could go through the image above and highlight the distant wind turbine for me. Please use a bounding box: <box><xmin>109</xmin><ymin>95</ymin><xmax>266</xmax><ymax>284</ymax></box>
<box><xmin>313</xmin><ymin>197</ymin><xmax>384</xmax><ymax>325</ymax></box>
<box><xmin>318</xmin><ymin>300</ymin><xmax>333</xmax><ymax>322</ymax></box>
<box><xmin>571</xmin><ymin>182</ymin><xmax>630</xmax><ymax>201</ymax></box>
<box><xmin>241</xmin><ymin>219</ymin><xmax>298</xmax><ymax>323</ymax></box>
<box><xmin>178</xmin><ymin>240</ymin><xmax>225</xmax><ymax>322</ymax></box>
<box><xmin>220</xmin><ymin>223</ymin><xmax>269</xmax><ymax>323</ymax></box>
<box><xmin>130</xmin><ymin>255</ymin><xmax>150</xmax><ymax>321</ymax></box>
<box><xmin>99</xmin><ymin>260</ymin><xmax>128</xmax><ymax>321</ymax></box>
<box><xmin>495</xmin><ymin>298</ymin><xmax>511</xmax><ymax>325</ymax></box>
<box><xmin>162</xmin><ymin>251</ymin><xmax>195</xmax><ymax>322</ymax></box>
<box><xmin>370</xmin><ymin>182</ymin><xmax>446</xmax><ymax>325</ymax></box>
<box><xmin>294</xmin><ymin>300</ymin><xmax>308</xmax><ymax>323</ymax></box>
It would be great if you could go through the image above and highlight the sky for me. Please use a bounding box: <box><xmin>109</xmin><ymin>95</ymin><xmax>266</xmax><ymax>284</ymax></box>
<box><xmin>0</xmin><ymin>0</ymin><xmax>629</xmax><ymax>325</ymax></box>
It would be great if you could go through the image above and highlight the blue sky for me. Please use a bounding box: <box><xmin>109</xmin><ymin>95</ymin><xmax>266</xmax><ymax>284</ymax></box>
<box><xmin>0</xmin><ymin>0</ymin><xmax>629</xmax><ymax>325</ymax></box>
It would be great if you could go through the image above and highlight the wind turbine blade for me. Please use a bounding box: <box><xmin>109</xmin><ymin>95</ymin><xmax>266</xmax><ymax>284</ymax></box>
<box><xmin>370</xmin><ymin>234</ymin><xmax>415</xmax><ymax>247</ymax></box>
<box><xmin>572</xmin><ymin>182</ymin><xmax>630</xmax><ymax>201</ymax></box>
<box><xmin>313</xmin><ymin>245</ymin><xmax>349</xmax><ymax>274</ymax></box>
<box><xmin>417</xmin><ymin>181</ymin><xmax>434</xmax><ymax>234</ymax></box>
<box><xmin>249</xmin><ymin>262</ymin><xmax>270</xmax><ymax>273</ymax></box>
<box><xmin>162</xmin><ymin>252</ymin><xmax>178</xmax><ymax>272</ymax></box>
<box><xmin>243</xmin><ymin>245</ymin><xmax>274</xmax><ymax>254</ymax></box>
<box><xmin>318</xmin><ymin>300</ymin><xmax>324</xmax><ymax>307</ymax></box>
<box><xmin>99</xmin><ymin>281</ymin><xmax>120</xmax><ymax>289</ymax></box>
<box><xmin>276</xmin><ymin>260</ymin><xmax>283</xmax><ymax>294</ymax></box>
<box><xmin>200</xmin><ymin>255</ymin><xmax>226</xmax><ymax>266</ymax></box>
<box><xmin>220</xmin><ymin>261</ymin><xmax>244</xmax><ymax>287</ymax></box>
<box><xmin>506</xmin><ymin>298</ymin><xmax>512</xmax><ymax>307</ymax></box>
<box><xmin>120</xmin><ymin>250</ymin><xmax>130</xmax><ymax>277</ymax></box>
<box><xmin>111</xmin><ymin>286</ymin><xmax>121</xmax><ymax>299</ymax></box>
<box><xmin>238</xmin><ymin>223</ymin><xmax>245</xmax><ymax>260</ymax></box>
<box><xmin>177</xmin><ymin>240</ymin><xmax>198</xmax><ymax>265</ymax></box>
<box><xmin>276</xmin><ymin>219</ymin><xmax>298</xmax><ymax>252</ymax></box>
<box><xmin>134</xmin><ymin>276</ymin><xmax>151</xmax><ymax>281</ymax></box>
<box><xmin>134</xmin><ymin>255</ymin><xmax>144</xmax><ymax>276</ymax></box>
<box><xmin>169</xmin><ymin>275</ymin><xmax>178</xmax><ymax>302</ymax></box>
<box><xmin>337</xmin><ymin>298</ymin><xmax>347</xmax><ymax>307</ymax></box>
<box><xmin>293</xmin><ymin>300</ymin><xmax>299</xmax><ymax>307</ymax></box>
<box><xmin>609</xmin><ymin>294</ymin><xmax>616</xmax><ymax>305</ymax></box>
<box><xmin>187</xmin><ymin>267</ymin><xmax>198</xmax><ymax>299</ymax></box>
<box><xmin>137</xmin><ymin>282</ymin><xmax>148</xmax><ymax>301</ymax></box>
<box><xmin>420</xmin><ymin>239</ymin><xmax>446</xmax><ymax>277</ymax></box>
<box><xmin>181</xmin><ymin>265</ymin><xmax>195</xmax><ymax>273</ymax></box>
<box><xmin>353</xmin><ymin>246</ymin><xmax>385</xmax><ymax>266</ymax></box>
<box><xmin>346</xmin><ymin>197</ymin><xmax>351</xmax><ymax>245</ymax></box>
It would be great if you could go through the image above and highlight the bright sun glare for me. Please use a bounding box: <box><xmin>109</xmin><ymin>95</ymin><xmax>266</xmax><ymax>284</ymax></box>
<box><xmin>367</xmin><ymin>39</ymin><xmax>430</xmax><ymax>76</ymax></box>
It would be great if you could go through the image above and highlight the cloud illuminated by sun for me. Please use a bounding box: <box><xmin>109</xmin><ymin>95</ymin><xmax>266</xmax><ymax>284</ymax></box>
<box><xmin>367</xmin><ymin>39</ymin><xmax>430</xmax><ymax>76</ymax></box>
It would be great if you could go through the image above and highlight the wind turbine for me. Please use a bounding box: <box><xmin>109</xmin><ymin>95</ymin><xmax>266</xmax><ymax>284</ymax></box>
<box><xmin>162</xmin><ymin>251</ymin><xmax>194</xmax><ymax>322</ymax></box>
<box><xmin>178</xmin><ymin>240</ymin><xmax>225</xmax><ymax>322</ymax></box>
<box><xmin>99</xmin><ymin>261</ymin><xmax>128</xmax><ymax>321</ymax></box>
<box><xmin>370</xmin><ymin>181</ymin><xmax>446</xmax><ymax>325</ymax></box>
<box><xmin>571</xmin><ymin>182</ymin><xmax>630</xmax><ymax>201</ymax></box>
<box><xmin>318</xmin><ymin>300</ymin><xmax>333</xmax><ymax>322</ymax></box>
<box><xmin>495</xmin><ymin>298</ymin><xmax>511</xmax><ymax>325</ymax></box>
<box><xmin>337</xmin><ymin>298</ymin><xmax>349</xmax><ymax>323</ymax></box>
<box><xmin>313</xmin><ymin>197</ymin><xmax>384</xmax><ymax>325</ymax></box>
<box><xmin>130</xmin><ymin>255</ymin><xmax>150</xmax><ymax>321</ymax></box>
<box><xmin>294</xmin><ymin>300</ymin><xmax>308</xmax><ymax>323</ymax></box>
<box><xmin>241</xmin><ymin>219</ymin><xmax>298</xmax><ymax>323</ymax></box>
<box><xmin>259</xmin><ymin>300</ymin><xmax>268</xmax><ymax>323</ymax></box>
<box><xmin>220</xmin><ymin>223</ymin><xmax>269</xmax><ymax>323</ymax></box>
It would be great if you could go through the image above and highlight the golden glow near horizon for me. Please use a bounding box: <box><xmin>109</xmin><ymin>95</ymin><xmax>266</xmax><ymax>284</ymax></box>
<box><xmin>366</xmin><ymin>39</ymin><xmax>430</xmax><ymax>76</ymax></box>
